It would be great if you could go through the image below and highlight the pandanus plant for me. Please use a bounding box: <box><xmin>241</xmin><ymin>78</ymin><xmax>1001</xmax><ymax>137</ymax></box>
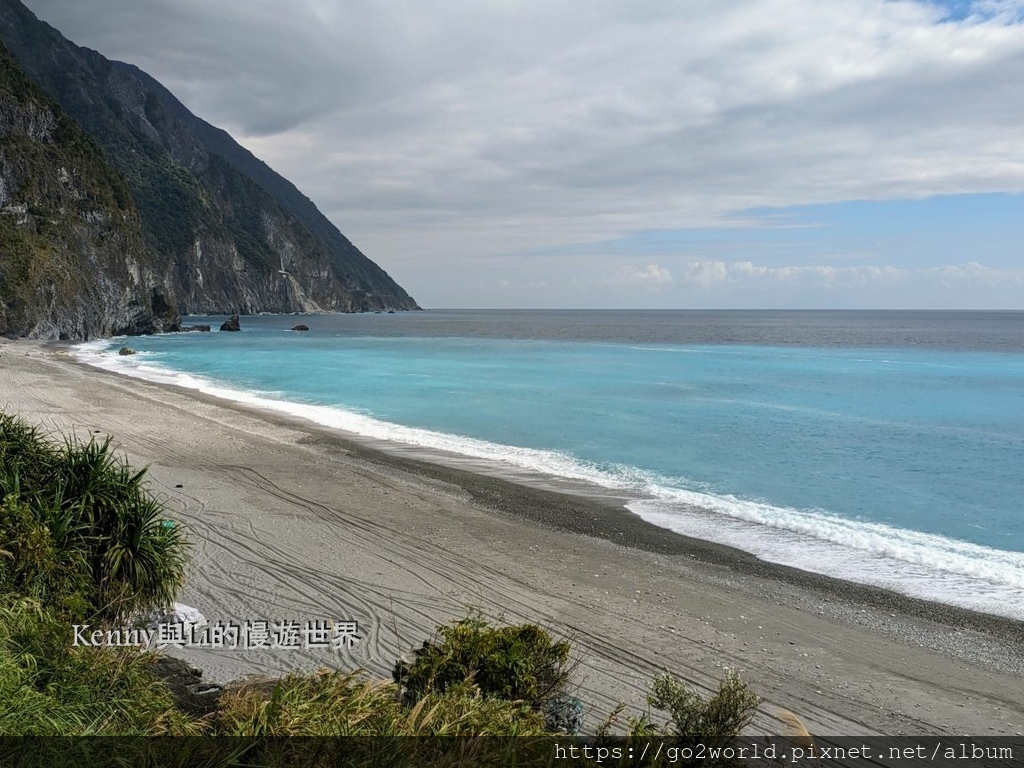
<box><xmin>0</xmin><ymin>412</ymin><xmax>188</xmax><ymax>621</ymax></box>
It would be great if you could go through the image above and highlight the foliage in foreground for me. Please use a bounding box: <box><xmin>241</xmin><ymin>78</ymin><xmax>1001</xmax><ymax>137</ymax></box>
<box><xmin>0</xmin><ymin>411</ymin><xmax>196</xmax><ymax>737</ymax></box>
<box><xmin>396</xmin><ymin>613</ymin><xmax>575</xmax><ymax>713</ymax></box>
<box><xmin>624</xmin><ymin>671</ymin><xmax>761</xmax><ymax>746</ymax></box>
<box><xmin>218</xmin><ymin>671</ymin><xmax>545</xmax><ymax>737</ymax></box>
<box><xmin>0</xmin><ymin>410</ymin><xmax>762</xmax><ymax>759</ymax></box>
<box><xmin>0</xmin><ymin>412</ymin><xmax>188</xmax><ymax>621</ymax></box>
<box><xmin>0</xmin><ymin>597</ymin><xmax>200</xmax><ymax>736</ymax></box>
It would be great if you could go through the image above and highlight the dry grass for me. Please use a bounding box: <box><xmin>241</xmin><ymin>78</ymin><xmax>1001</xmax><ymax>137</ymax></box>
<box><xmin>217</xmin><ymin>669</ymin><xmax>547</xmax><ymax>737</ymax></box>
<box><xmin>773</xmin><ymin>708</ymin><xmax>818</xmax><ymax>761</ymax></box>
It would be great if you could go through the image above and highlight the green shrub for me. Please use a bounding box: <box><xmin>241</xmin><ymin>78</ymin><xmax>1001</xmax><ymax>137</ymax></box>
<box><xmin>53</xmin><ymin>435</ymin><xmax>188</xmax><ymax>620</ymax></box>
<box><xmin>0</xmin><ymin>413</ymin><xmax>55</xmax><ymax>490</ymax></box>
<box><xmin>396</xmin><ymin>614</ymin><xmax>574</xmax><ymax>711</ymax></box>
<box><xmin>0</xmin><ymin>493</ymin><xmax>90</xmax><ymax>614</ymax></box>
<box><xmin>0</xmin><ymin>494</ymin><xmax>56</xmax><ymax>591</ymax></box>
<box><xmin>0</xmin><ymin>412</ymin><xmax>188</xmax><ymax>621</ymax></box>
<box><xmin>644</xmin><ymin>670</ymin><xmax>760</xmax><ymax>751</ymax></box>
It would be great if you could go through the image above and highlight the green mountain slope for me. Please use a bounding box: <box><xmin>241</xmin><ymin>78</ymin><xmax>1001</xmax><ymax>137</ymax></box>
<box><xmin>0</xmin><ymin>0</ymin><xmax>418</xmax><ymax>329</ymax></box>
<box><xmin>0</xmin><ymin>40</ymin><xmax>176</xmax><ymax>338</ymax></box>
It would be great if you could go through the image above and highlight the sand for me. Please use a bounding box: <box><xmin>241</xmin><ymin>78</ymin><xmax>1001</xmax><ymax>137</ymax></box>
<box><xmin>1</xmin><ymin>337</ymin><xmax>1023</xmax><ymax>739</ymax></box>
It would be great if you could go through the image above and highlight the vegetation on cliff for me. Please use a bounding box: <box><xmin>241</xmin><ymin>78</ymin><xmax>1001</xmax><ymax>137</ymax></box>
<box><xmin>0</xmin><ymin>42</ymin><xmax>174</xmax><ymax>339</ymax></box>
<box><xmin>0</xmin><ymin>0</ymin><xmax>418</xmax><ymax>331</ymax></box>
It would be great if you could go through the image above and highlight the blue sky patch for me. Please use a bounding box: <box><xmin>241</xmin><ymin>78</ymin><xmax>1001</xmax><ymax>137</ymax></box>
<box><xmin>542</xmin><ymin>193</ymin><xmax>1024</xmax><ymax>270</ymax></box>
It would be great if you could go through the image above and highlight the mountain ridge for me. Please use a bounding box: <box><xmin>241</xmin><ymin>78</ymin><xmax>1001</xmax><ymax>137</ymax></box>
<box><xmin>0</xmin><ymin>0</ymin><xmax>417</xmax><ymax>338</ymax></box>
<box><xmin>0</xmin><ymin>39</ymin><xmax>179</xmax><ymax>339</ymax></box>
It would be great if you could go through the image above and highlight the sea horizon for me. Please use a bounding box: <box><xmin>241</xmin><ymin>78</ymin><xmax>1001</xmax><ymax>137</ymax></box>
<box><xmin>75</xmin><ymin>308</ymin><xmax>1024</xmax><ymax>620</ymax></box>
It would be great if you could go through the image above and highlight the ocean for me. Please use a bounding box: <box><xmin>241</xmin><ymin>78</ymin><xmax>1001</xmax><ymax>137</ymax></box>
<box><xmin>77</xmin><ymin>310</ymin><xmax>1024</xmax><ymax>619</ymax></box>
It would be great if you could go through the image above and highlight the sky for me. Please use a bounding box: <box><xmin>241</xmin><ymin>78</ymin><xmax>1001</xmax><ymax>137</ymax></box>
<box><xmin>22</xmin><ymin>0</ymin><xmax>1024</xmax><ymax>309</ymax></box>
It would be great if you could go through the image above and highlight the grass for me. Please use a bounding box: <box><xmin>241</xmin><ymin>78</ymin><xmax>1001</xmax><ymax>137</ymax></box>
<box><xmin>218</xmin><ymin>671</ymin><xmax>546</xmax><ymax>737</ymax></box>
<box><xmin>0</xmin><ymin>596</ymin><xmax>200</xmax><ymax>736</ymax></box>
<box><xmin>0</xmin><ymin>410</ymin><xmax>765</xmax><ymax>763</ymax></box>
<box><xmin>0</xmin><ymin>411</ymin><xmax>197</xmax><ymax>737</ymax></box>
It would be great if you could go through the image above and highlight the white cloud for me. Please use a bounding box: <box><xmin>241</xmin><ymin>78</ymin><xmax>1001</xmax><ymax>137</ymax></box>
<box><xmin>548</xmin><ymin>258</ymin><xmax>1024</xmax><ymax>308</ymax></box>
<box><xmin>19</xmin><ymin>0</ymin><xmax>1024</xmax><ymax>307</ymax></box>
<box><xmin>654</xmin><ymin>260</ymin><xmax>1024</xmax><ymax>308</ymax></box>
<box><xmin>724</xmin><ymin>260</ymin><xmax>1024</xmax><ymax>288</ymax></box>
<box><xmin>620</xmin><ymin>264</ymin><xmax>674</xmax><ymax>285</ymax></box>
<box><xmin>678</xmin><ymin>262</ymin><xmax>730</xmax><ymax>288</ymax></box>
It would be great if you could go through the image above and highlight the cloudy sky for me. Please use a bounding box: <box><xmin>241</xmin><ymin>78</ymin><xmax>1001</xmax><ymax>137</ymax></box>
<box><xmin>23</xmin><ymin>0</ymin><xmax>1024</xmax><ymax>308</ymax></box>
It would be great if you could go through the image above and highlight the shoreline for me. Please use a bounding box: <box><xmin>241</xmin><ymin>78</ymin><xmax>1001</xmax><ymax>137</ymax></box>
<box><xmin>3</xmin><ymin>338</ymin><xmax>1024</xmax><ymax>736</ymax></box>
<box><xmin>302</xmin><ymin>428</ymin><xmax>1024</xmax><ymax>645</ymax></box>
<box><xmin>66</xmin><ymin>338</ymin><xmax>1024</xmax><ymax>640</ymax></box>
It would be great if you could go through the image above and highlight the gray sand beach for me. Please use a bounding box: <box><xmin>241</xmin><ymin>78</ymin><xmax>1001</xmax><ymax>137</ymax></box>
<box><xmin>2</xmin><ymin>338</ymin><xmax>1023</xmax><ymax>739</ymax></box>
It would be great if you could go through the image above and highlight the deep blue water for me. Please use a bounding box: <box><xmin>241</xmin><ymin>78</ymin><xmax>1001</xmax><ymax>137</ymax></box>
<box><xmin>80</xmin><ymin>310</ymin><xmax>1024</xmax><ymax>618</ymax></box>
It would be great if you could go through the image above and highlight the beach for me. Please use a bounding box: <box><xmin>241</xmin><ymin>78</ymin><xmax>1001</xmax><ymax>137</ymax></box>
<box><xmin>2</xmin><ymin>337</ymin><xmax>1023</xmax><ymax>738</ymax></box>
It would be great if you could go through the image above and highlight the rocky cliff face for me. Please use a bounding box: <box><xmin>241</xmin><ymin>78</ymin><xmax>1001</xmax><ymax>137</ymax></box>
<box><xmin>0</xmin><ymin>41</ymin><xmax>177</xmax><ymax>339</ymax></box>
<box><xmin>0</xmin><ymin>0</ymin><xmax>417</xmax><ymax>339</ymax></box>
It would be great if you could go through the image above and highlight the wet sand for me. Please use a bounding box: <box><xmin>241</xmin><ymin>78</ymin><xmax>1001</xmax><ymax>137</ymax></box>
<box><xmin>2</xmin><ymin>338</ymin><xmax>1023</xmax><ymax>739</ymax></box>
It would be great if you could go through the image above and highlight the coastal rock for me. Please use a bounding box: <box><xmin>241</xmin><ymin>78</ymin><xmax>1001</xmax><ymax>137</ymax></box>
<box><xmin>543</xmin><ymin>693</ymin><xmax>584</xmax><ymax>735</ymax></box>
<box><xmin>182</xmin><ymin>325</ymin><xmax>211</xmax><ymax>332</ymax></box>
<box><xmin>150</xmin><ymin>290</ymin><xmax>181</xmax><ymax>333</ymax></box>
<box><xmin>219</xmin><ymin>314</ymin><xmax>240</xmax><ymax>332</ymax></box>
<box><xmin>291</xmin><ymin>324</ymin><xmax>309</xmax><ymax>332</ymax></box>
<box><xmin>118</xmin><ymin>347</ymin><xmax>136</xmax><ymax>356</ymax></box>
<box><xmin>146</xmin><ymin>602</ymin><xmax>207</xmax><ymax>629</ymax></box>
<box><xmin>393</xmin><ymin>641</ymin><xmax>432</xmax><ymax>706</ymax></box>
<box><xmin>150</xmin><ymin>656</ymin><xmax>223</xmax><ymax>717</ymax></box>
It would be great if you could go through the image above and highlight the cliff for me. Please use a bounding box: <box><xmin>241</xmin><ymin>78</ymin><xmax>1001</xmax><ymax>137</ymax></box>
<box><xmin>0</xmin><ymin>0</ymin><xmax>417</xmax><ymax>339</ymax></box>
<box><xmin>0</xmin><ymin>41</ymin><xmax>177</xmax><ymax>339</ymax></box>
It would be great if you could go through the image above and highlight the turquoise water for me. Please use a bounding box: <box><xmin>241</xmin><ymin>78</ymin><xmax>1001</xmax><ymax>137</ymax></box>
<box><xmin>79</xmin><ymin>311</ymin><xmax>1024</xmax><ymax>617</ymax></box>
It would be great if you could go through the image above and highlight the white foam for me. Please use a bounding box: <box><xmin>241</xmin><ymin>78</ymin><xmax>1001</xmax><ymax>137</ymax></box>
<box><xmin>74</xmin><ymin>342</ymin><xmax>635</xmax><ymax>488</ymax></box>
<box><xmin>75</xmin><ymin>342</ymin><xmax>1024</xmax><ymax>620</ymax></box>
<box><xmin>629</xmin><ymin>492</ymin><xmax>1024</xmax><ymax>620</ymax></box>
